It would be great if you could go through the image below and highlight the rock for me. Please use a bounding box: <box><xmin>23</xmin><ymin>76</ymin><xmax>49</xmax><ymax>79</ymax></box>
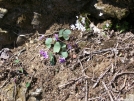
<box><xmin>0</xmin><ymin>28</ymin><xmax>17</xmax><ymax>46</ymax></box>
<box><xmin>88</xmin><ymin>0</ymin><xmax>129</xmax><ymax>19</ymax></box>
<box><xmin>27</xmin><ymin>97</ymin><xmax>36</xmax><ymax>101</ymax></box>
<box><xmin>2</xmin><ymin>83</ymin><xmax>14</xmax><ymax>101</ymax></box>
<box><xmin>0</xmin><ymin>7</ymin><xmax>7</xmax><ymax>18</ymax></box>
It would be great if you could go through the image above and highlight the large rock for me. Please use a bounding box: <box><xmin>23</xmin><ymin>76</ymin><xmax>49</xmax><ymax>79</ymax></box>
<box><xmin>86</xmin><ymin>0</ymin><xmax>134</xmax><ymax>19</ymax></box>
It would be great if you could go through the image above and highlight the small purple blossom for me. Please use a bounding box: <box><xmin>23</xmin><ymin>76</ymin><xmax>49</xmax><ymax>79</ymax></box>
<box><xmin>59</xmin><ymin>57</ymin><xmax>66</xmax><ymax>63</ymax></box>
<box><xmin>39</xmin><ymin>35</ymin><xmax>45</xmax><ymax>40</ymax></box>
<box><xmin>40</xmin><ymin>50</ymin><xmax>49</xmax><ymax>59</ymax></box>
<box><xmin>67</xmin><ymin>44</ymin><xmax>72</xmax><ymax>50</ymax></box>
<box><xmin>54</xmin><ymin>34</ymin><xmax>59</xmax><ymax>41</ymax></box>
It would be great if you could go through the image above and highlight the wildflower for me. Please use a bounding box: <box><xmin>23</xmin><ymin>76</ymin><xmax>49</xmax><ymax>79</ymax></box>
<box><xmin>54</xmin><ymin>34</ymin><xmax>59</xmax><ymax>41</ymax></box>
<box><xmin>106</xmin><ymin>23</ymin><xmax>109</xmax><ymax>27</ymax></box>
<box><xmin>99</xmin><ymin>12</ymin><xmax>103</xmax><ymax>16</ymax></box>
<box><xmin>76</xmin><ymin>16</ymin><xmax>78</xmax><ymax>19</ymax></box>
<box><xmin>81</xmin><ymin>17</ymin><xmax>85</xmax><ymax>24</ymax></box>
<box><xmin>39</xmin><ymin>35</ymin><xmax>45</xmax><ymax>40</ymax></box>
<box><xmin>67</xmin><ymin>44</ymin><xmax>72</xmax><ymax>50</ymax></box>
<box><xmin>40</xmin><ymin>50</ymin><xmax>48</xmax><ymax>59</ymax></box>
<box><xmin>59</xmin><ymin>57</ymin><xmax>66</xmax><ymax>63</ymax></box>
<box><xmin>75</xmin><ymin>20</ymin><xmax>86</xmax><ymax>32</ymax></box>
<box><xmin>70</xmin><ymin>24</ymin><xmax>76</xmax><ymax>30</ymax></box>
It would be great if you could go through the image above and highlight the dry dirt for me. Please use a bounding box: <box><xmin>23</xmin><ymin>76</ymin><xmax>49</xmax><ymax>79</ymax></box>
<box><xmin>0</xmin><ymin>23</ymin><xmax>134</xmax><ymax>101</ymax></box>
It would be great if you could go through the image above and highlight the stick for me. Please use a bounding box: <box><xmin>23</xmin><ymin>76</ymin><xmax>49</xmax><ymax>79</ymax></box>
<box><xmin>92</xmin><ymin>65</ymin><xmax>111</xmax><ymax>88</ymax></box>
<box><xmin>102</xmin><ymin>81</ymin><xmax>114</xmax><ymax>101</ymax></box>
<box><xmin>109</xmin><ymin>72</ymin><xmax>134</xmax><ymax>86</ymax></box>
<box><xmin>88</xmin><ymin>97</ymin><xmax>100</xmax><ymax>101</ymax></box>
<box><xmin>85</xmin><ymin>80</ymin><xmax>88</xmax><ymax>101</ymax></box>
<box><xmin>58</xmin><ymin>75</ymin><xmax>87</xmax><ymax>89</ymax></box>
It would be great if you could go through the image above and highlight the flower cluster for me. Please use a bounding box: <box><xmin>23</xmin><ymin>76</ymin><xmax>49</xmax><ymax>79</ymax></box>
<box><xmin>39</xmin><ymin>50</ymin><xmax>66</xmax><ymax>63</ymax></box>
<box><xmin>70</xmin><ymin>16</ymin><xmax>86</xmax><ymax>32</ymax></box>
<box><xmin>40</xmin><ymin>50</ymin><xmax>48</xmax><ymax>59</ymax></box>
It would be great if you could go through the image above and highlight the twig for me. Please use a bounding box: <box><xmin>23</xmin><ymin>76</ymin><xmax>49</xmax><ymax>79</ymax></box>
<box><xmin>24</xmin><ymin>70</ymin><xmax>36</xmax><ymax>101</ymax></box>
<box><xmin>102</xmin><ymin>81</ymin><xmax>114</xmax><ymax>101</ymax></box>
<box><xmin>0</xmin><ymin>78</ymin><xmax>10</xmax><ymax>89</ymax></box>
<box><xmin>58</xmin><ymin>75</ymin><xmax>89</xmax><ymax>89</ymax></box>
<box><xmin>78</xmin><ymin>59</ymin><xmax>85</xmax><ymax>75</ymax></box>
<box><xmin>109</xmin><ymin>72</ymin><xmax>134</xmax><ymax>86</ymax></box>
<box><xmin>88</xmin><ymin>97</ymin><xmax>100</xmax><ymax>101</ymax></box>
<box><xmin>92</xmin><ymin>65</ymin><xmax>111</xmax><ymax>88</ymax></box>
<box><xmin>85</xmin><ymin>80</ymin><xmax>88</xmax><ymax>101</ymax></box>
<box><xmin>120</xmin><ymin>75</ymin><xmax>127</xmax><ymax>91</ymax></box>
<box><xmin>13</xmin><ymin>83</ymin><xmax>17</xmax><ymax>101</ymax></box>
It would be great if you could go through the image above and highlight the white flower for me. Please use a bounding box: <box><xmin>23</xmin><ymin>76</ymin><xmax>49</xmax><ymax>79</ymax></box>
<box><xmin>106</xmin><ymin>23</ymin><xmax>109</xmax><ymax>27</ymax></box>
<box><xmin>70</xmin><ymin>24</ymin><xmax>76</xmax><ymax>30</ymax></box>
<box><xmin>90</xmin><ymin>23</ymin><xmax>95</xmax><ymax>28</ymax></box>
<box><xmin>99</xmin><ymin>12</ymin><xmax>103</xmax><ymax>16</ymax></box>
<box><xmin>93</xmin><ymin>26</ymin><xmax>101</xmax><ymax>34</ymax></box>
<box><xmin>81</xmin><ymin>26</ymin><xmax>86</xmax><ymax>32</ymax></box>
<box><xmin>75</xmin><ymin>20</ymin><xmax>86</xmax><ymax>32</ymax></box>
<box><xmin>81</xmin><ymin>17</ymin><xmax>85</xmax><ymax>24</ymax></box>
<box><xmin>75</xmin><ymin>20</ymin><xmax>81</xmax><ymax>30</ymax></box>
<box><xmin>76</xmin><ymin>16</ymin><xmax>78</xmax><ymax>19</ymax></box>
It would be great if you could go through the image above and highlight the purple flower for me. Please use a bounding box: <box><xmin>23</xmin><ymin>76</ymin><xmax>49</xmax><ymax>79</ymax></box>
<box><xmin>67</xmin><ymin>44</ymin><xmax>72</xmax><ymax>49</ymax></box>
<box><xmin>39</xmin><ymin>35</ymin><xmax>45</xmax><ymax>40</ymax></box>
<box><xmin>54</xmin><ymin>34</ymin><xmax>59</xmax><ymax>41</ymax></box>
<box><xmin>40</xmin><ymin>50</ymin><xmax>49</xmax><ymax>59</ymax></box>
<box><xmin>59</xmin><ymin>57</ymin><xmax>66</xmax><ymax>63</ymax></box>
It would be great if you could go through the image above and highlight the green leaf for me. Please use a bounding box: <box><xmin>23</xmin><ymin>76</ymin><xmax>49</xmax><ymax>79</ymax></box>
<box><xmin>59</xmin><ymin>29</ymin><xmax>64</xmax><ymax>37</ymax></box>
<box><xmin>49</xmin><ymin>52</ymin><xmax>55</xmax><ymax>65</ymax></box>
<box><xmin>26</xmin><ymin>82</ymin><xmax>30</xmax><ymax>88</ymax></box>
<box><xmin>53</xmin><ymin>42</ymin><xmax>61</xmax><ymax>53</ymax></box>
<box><xmin>14</xmin><ymin>59</ymin><xmax>20</xmax><ymax>63</ymax></box>
<box><xmin>46</xmin><ymin>44</ymin><xmax>51</xmax><ymax>48</ymax></box>
<box><xmin>20</xmin><ymin>67</ymin><xmax>23</xmax><ymax>73</ymax></box>
<box><xmin>60</xmin><ymin>43</ymin><xmax>66</xmax><ymax>50</ymax></box>
<box><xmin>45</xmin><ymin>38</ymin><xmax>52</xmax><ymax>48</ymax></box>
<box><xmin>61</xmin><ymin>51</ymin><xmax>68</xmax><ymax>58</ymax></box>
<box><xmin>63</xmin><ymin>29</ymin><xmax>71</xmax><ymax>40</ymax></box>
<box><xmin>45</xmin><ymin>38</ymin><xmax>52</xmax><ymax>45</ymax></box>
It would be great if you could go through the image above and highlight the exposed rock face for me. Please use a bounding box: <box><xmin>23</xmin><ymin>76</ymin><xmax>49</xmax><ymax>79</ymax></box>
<box><xmin>0</xmin><ymin>0</ymin><xmax>134</xmax><ymax>46</ymax></box>
<box><xmin>0</xmin><ymin>0</ymin><xmax>89</xmax><ymax>46</ymax></box>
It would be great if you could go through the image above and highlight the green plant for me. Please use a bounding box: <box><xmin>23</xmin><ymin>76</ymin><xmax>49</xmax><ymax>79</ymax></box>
<box><xmin>116</xmin><ymin>21</ymin><xmax>129</xmax><ymax>33</ymax></box>
<box><xmin>43</xmin><ymin>29</ymin><xmax>71</xmax><ymax>65</ymax></box>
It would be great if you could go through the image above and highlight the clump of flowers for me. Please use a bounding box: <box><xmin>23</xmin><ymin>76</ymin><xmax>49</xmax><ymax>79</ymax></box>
<box><xmin>70</xmin><ymin>15</ymin><xmax>87</xmax><ymax>32</ymax></box>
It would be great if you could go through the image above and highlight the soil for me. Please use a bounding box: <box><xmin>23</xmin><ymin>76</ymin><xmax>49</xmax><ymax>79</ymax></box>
<box><xmin>0</xmin><ymin>22</ymin><xmax>134</xmax><ymax>101</ymax></box>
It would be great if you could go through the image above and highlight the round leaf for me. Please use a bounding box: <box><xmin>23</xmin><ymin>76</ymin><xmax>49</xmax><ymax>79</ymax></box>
<box><xmin>53</xmin><ymin>42</ymin><xmax>61</xmax><ymax>53</ymax></box>
<box><xmin>59</xmin><ymin>29</ymin><xmax>64</xmax><ymax>37</ymax></box>
<box><xmin>61</xmin><ymin>51</ymin><xmax>68</xmax><ymax>58</ymax></box>
<box><xmin>45</xmin><ymin>38</ymin><xmax>52</xmax><ymax>45</ymax></box>
<box><xmin>63</xmin><ymin>29</ymin><xmax>71</xmax><ymax>40</ymax></box>
<box><xmin>63</xmin><ymin>29</ymin><xmax>71</xmax><ymax>35</ymax></box>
